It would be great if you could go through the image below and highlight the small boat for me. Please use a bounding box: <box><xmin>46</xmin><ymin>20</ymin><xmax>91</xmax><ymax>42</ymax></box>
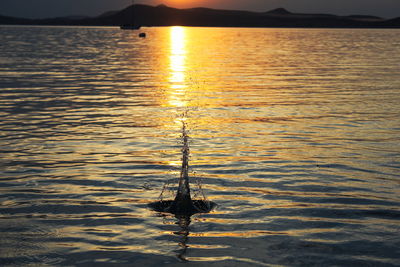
<box><xmin>120</xmin><ymin>0</ymin><xmax>141</xmax><ymax>30</ymax></box>
<box><xmin>139</xmin><ymin>32</ymin><xmax>146</xmax><ymax>38</ymax></box>
<box><xmin>121</xmin><ymin>24</ymin><xmax>141</xmax><ymax>30</ymax></box>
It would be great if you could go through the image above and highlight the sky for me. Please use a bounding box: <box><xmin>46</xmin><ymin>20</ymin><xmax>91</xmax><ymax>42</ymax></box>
<box><xmin>1</xmin><ymin>0</ymin><xmax>400</xmax><ymax>19</ymax></box>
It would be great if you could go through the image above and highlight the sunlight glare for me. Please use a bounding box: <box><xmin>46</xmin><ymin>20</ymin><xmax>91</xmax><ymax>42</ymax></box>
<box><xmin>168</xmin><ymin>26</ymin><xmax>188</xmax><ymax>107</ymax></box>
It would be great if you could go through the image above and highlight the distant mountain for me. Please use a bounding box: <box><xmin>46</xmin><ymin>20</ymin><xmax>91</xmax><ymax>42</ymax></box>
<box><xmin>346</xmin><ymin>15</ymin><xmax>383</xmax><ymax>21</ymax></box>
<box><xmin>56</xmin><ymin>15</ymin><xmax>90</xmax><ymax>20</ymax></box>
<box><xmin>0</xmin><ymin>14</ymin><xmax>32</xmax><ymax>25</ymax></box>
<box><xmin>98</xmin><ymin>10</ymin><xmax>119</xmax><ymax>18</ymax></box>
<box><xmin>1</xmin><ymin>4</ymin><xmax>399</xmax><ymax>28</ymax></box>
<box><xmin>265</xmin><ymin>8</ymin><xmax>292</xmax><ymax>15</ymax></box>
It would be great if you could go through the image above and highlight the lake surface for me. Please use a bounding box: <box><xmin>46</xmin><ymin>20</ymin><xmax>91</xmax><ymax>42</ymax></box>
<box><xmin>0</xmin><ymin>26</ymin><xmax>400</xmax><ymax>266</ymax></box>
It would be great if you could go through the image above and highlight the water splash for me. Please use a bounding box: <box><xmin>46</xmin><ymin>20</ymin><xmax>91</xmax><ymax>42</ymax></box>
<box><xmin>149</xmin><ymin>120</ymin><xmax>216</xmax><ymax>216</ymax></box>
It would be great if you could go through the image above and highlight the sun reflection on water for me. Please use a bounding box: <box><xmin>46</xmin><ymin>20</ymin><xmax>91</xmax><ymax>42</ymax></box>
<box><xmin>168</xmin><ymin>26</ymin><xmax>188</xmax><ymax>107</ymax></box>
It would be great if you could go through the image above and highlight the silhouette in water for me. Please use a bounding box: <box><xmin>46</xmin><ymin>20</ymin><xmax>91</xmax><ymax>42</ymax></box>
<box><xmin>149</xmin><ymin>121</ymin><xmax>216</xmax><ymax>216</ymax></box>
<box><xmin>174</xmin><ymin>215</ymin><xmax>191</xmax><ymax>261</ymax></box>
<box><xmin>149</xmin><ymin>120</ymin><xmax>215</xmax><ymax>261</ymax></box>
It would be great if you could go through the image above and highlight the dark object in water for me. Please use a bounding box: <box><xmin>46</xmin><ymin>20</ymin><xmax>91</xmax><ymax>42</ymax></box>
<box><xmin>120</xmin><ymin>24</ymin><xmax>141</xmax><ymax>30</ymax></box>
<box><xmin>149</xmin><ymin>199</ymin><xmax>216</xmax><ymax>215</ymax></box>
<box><xmin>149</xmin><ymin>121</ymin><xmax>216</xmax><ymax>216</ymax></box>
<box><xmin>139</xmin><ymin>32</ymin><xmax>146</xmax><ymax>38</ymax></box>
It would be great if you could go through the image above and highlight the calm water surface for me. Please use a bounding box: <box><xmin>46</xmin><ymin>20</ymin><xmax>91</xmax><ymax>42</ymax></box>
<box><xmin>0</xmin><ymin>26</ymin><xmax>400</xmax><ymax>266</ymax></box>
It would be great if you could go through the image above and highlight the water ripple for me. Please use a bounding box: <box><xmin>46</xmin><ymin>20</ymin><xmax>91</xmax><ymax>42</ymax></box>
<box><xmin>0</xmin><ymin>26</ymin><xmax>400</xmax><ymax>266</ymax></box>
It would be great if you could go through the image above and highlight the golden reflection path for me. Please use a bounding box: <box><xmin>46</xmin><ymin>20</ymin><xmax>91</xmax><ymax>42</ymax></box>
<box><xmin>168</xmin><ymin>26</ymin><xmax>188</xmax><ymax>108</ymax></box>
<box><xmin>157</xmin><ymin>27</ymin><xmax>218</xmax><ymax>262</ymax></box>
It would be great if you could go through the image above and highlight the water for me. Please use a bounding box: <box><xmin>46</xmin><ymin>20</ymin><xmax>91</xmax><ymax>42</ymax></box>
<box><xmin>0</xmin><ymin>25</ymin><xmax>400</xmax><ymax>266</ymax></box>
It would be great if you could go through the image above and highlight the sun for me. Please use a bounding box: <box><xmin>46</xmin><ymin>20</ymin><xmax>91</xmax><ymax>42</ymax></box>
<box><xmin>163</xmin><ymin>0</ymin><xmax>205</xmax><ymax>8</ymax></box>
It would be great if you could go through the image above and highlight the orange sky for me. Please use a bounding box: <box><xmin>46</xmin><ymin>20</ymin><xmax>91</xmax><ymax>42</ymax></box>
<box><xmin>162</xmin><ymin>0</ymin><xmax>230</xmax><ymax>9</ymax></box>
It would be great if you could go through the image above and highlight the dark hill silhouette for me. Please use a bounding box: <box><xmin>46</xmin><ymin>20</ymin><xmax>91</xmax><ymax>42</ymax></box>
<box><xmin>1</xmin><ymin>4</ymin><xmax>399</xmax><ymax>28</ymax></box>
<box><xmin>265</xmin><ymin>8</ymin><xmax>292</xmax><ymax>15</ymax></box>
<box><xmin>386</xmin><ymin>17</ymin><xmax>400</xmax><ymax>24</ymax></box>
<box><xmin>0</xmin><ymin>14</ymin><xmax>32</xmax><ymax>25</ymax></box>
<box><xmin>347</xmin><ymin>15</ymin><xmax>382</xmax><ymax>20</ymax></box>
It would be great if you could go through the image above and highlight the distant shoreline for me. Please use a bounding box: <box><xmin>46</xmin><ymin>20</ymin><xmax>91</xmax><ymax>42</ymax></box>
<box><xmin>2</xmin><ymin>25</ymin><xmax>400</xmax><ymax>30</ymax></box>
<box><xmin>1</xmin><ymin>4</ymin><xmax>400</xmax><ymax>29</ymax></box>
